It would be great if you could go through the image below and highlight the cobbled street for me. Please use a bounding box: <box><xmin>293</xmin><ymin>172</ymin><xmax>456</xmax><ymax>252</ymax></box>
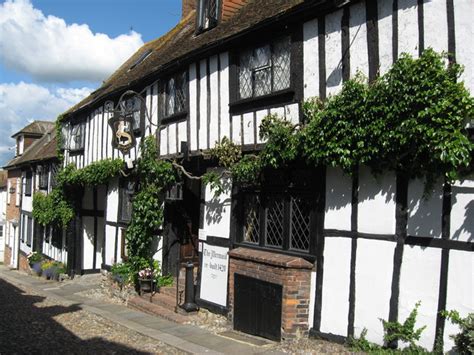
<box><xmin>0</xmin><ymin>276</ymin><xmax>184</xmax><ymax>354</ymax></box>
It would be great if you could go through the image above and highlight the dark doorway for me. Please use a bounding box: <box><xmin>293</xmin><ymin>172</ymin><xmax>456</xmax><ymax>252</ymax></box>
<box><xmin>234</xmin><ymin>274</ymin><xmax>283</xmax><ymax>341</ymax></box>
<box><xmin>162</xmin><ymin>178</ymin><xmax>200</xmax><ymax>276</ymax></box>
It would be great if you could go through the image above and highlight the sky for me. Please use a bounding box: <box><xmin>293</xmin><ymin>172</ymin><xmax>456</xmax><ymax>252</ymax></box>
<box><xmin>0</xmin><ymin>0</ymin><xmax>181</xmax><ymax>166</ymax></box>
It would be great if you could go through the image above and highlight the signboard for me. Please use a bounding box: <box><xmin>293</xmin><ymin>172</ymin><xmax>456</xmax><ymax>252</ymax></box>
<box><xmin>199</xmin><ymin>243</ymin><xmax>229</xmax><ymax>307</ymax></box>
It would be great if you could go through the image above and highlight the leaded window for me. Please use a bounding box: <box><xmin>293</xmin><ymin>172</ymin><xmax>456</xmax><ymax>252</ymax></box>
<box><xmin>239</xmin><ymin>182</ymin><xmax>314</xmax><ymax>256</ymax></box>
<box><xmin>197</xmin><ymin>0</ymin><xmax>219</xmax><ymax>32</ymax></box>
<box><xmin>26</xmin><ymin>216</ymin><xmax>32</xmax><ymax>246</ymax></box>
<box><xmin>122</xmin><ymin>97</ymin><xmax>143</xmax><ymax>133</ymax></box>
<box><xmin>119</xmin><ymin>181</ymin><xmax>134</xmax><ymax>223</ymax></box>
<box><xmin>239</xmin><ymin>36</ymin><xmax>291</xmax><ymax>100</ymax></box>
<box><xmin>70</xmin><ymin>122</ymin><xmax>85</xmax><ymax>151</ymax></box>
<box><xmin>164</xmin><ymin>72</ymin><xmax>187</xmax><ymax>118</ymax></box>
<box><xmin>38</xmin><ymin>165</ymin><xmax>48</xmax><ymax>190</ymax></box>
<box><xmin>24</xmin><ymin>171</ymin><xmax>32</xmax><ymax>196</ymax></box>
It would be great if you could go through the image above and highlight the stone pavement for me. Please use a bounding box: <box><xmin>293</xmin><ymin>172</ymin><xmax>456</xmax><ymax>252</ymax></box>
<box><xmin>0</xmin><ymin>265</ymin><xmax>283</xmax><ymax>354</ymax></box>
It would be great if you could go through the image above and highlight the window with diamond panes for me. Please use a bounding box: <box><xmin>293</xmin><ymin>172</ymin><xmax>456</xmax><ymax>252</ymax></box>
<box><xmin>243</xmin><ymin>194</ymin><xmax>260</xmax><ymax>244</ymax></box>
<box><xmin>239</xmin><ymin>189</ymin><xmax>314</xmax><ymax>256</ymax></box>
<box><xmin>197</xmin><ymin>0</ymin><xmax>219</xmax><ymax>32</ymax></box>
<box><xmin>123</xmin><ymin>97</ymin><xmax>142</xmax><ymax>133</ymax></box>
<box><xmin>164</xmin><ymin>72</ymin><xmax>187</xmax><ymax>118</ymax></box>
<box><xmin>239</xmin><ymin>36</ymin><xmax>291</xmax><ymax>100</ymax></box>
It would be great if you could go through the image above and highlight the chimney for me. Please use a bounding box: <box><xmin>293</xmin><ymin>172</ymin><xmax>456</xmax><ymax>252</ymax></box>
<box><xmin>182</xmin><ymin>0</ymin><xmax>196</xmax><ymax>19</ymax></box>
<box><xmin>222</xmin><ymin>0</ymin><xmax>249</xmax><ymax>22</ymax></box>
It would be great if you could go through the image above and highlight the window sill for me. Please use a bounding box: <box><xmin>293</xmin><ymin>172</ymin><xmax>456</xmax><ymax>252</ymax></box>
<box><xmin>230</xmin><ymin>89</ymin><xmax>295</xmax><ymax>115</ymax></box>
<box><xmin>161</xmin><ymin>111</ymin><xmax>188</xmax><ymax>125</ymax></box>
<box><xmin>233</xmin><ymin>241</ymin><xmax>315</xmax><ymax>262</ymax></box>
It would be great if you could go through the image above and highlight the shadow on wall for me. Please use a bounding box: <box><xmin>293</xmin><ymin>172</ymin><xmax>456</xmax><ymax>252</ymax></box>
<box><xmin>205</xmin><ymin>178</ymin><xmax>232</xmax><ymax>227</ymax></box>
<box><xmin>0</xmin><ymin>278</ymin><xmax>149</xmax><ymax>354</ymax></box>
<box><xmin>451</xmin><ymin>187</ymin><xmax>474</xmax><ymax>242</ymax></box>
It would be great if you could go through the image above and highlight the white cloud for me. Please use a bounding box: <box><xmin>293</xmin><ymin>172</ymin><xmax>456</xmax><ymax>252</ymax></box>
<box><xmin>0</xmin><ymin>82</ymin><xmax>92</xmax><ymax>165</ymax></box>
<box><xmin>0</xmin><ymin>0</ymin><xmax>144</xmax><ymax>82</ymax></box>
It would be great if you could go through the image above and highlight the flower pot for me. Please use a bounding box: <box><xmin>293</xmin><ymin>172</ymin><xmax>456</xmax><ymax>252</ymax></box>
<box><xmin>31</xmin><ymin>262</ymin><xmax>43</xmax><ymax>276</ymax></box>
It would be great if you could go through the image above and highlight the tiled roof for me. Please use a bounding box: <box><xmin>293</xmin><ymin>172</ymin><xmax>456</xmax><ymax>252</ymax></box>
<box><xmin>4</xmin><ymin>128</ymin><xmax>57</xmax><ymax>169</ymax></box>
<box><xmin>65</xmin><ymin>0</ymin><xmax>306</xmax><ymax>117</ymax></box>
<box><xmin>11</xmin><ymin>121</ymin><xmax>55</xmax><ymax>138</ymax></box>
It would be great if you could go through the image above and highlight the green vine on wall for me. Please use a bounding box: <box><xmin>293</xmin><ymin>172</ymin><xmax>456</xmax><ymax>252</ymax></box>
<box><xmin>125</xmin><ymin>136</ymin><xmax>176</xmax><ymax>260</ymax></box>
<box><xmin>32</xmin><ymin>158</ymin><xmax>124</xmax><ymax>228</ymax></box>
<box><xmin>207</xmin><ymin>49</ymin><xmax>473</xmax><ymax>192</ymax></box>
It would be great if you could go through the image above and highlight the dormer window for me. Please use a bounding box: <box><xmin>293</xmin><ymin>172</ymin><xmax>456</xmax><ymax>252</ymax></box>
<box><xmin>17</xmin><ymin>135</ymin><xmax>24</xmax><ymax>156</ymax></box>
<box><xmin>197</xmin><ymin>0</ymin><xmax>219</xmax><ymax>32</ymax></box>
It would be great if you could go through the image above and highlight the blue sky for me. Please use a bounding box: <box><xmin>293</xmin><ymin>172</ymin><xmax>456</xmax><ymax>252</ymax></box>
<box><xmin>0</xmin><ymin>0</ymin><xmax>181</xmax><ymax>165</ymax></box>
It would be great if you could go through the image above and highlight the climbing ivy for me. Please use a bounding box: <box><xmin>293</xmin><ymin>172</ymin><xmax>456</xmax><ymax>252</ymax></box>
<box><xmin>126</xmin><ymin>136</ymin><xmax>176</xmax><ymax>260</ymax></box>
<box><xmin>209</xmin><ymin>49</ymin><xmax>473</xmax><ymax>191</ymax></box>
<box><xmin>32</xmin><ymin>158</ymin><xmax>124</xmax><ymax>228</ymax></box>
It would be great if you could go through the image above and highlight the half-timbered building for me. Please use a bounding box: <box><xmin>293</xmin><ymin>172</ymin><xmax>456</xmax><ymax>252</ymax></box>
<box><xmin>59</xmin><ymin>0</ymin><xmax>473</xmax><ymax>351</ymax></box>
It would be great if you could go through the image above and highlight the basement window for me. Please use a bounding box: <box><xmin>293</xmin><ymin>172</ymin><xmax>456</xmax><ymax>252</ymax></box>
<box><xmin>197</xmin><ymin>0</ymin><xmax>219</xmax><ymax>33</ymax></box>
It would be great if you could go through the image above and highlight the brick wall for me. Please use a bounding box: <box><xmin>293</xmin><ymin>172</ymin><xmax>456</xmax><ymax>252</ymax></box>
<box><xmin>6</xmin><ymin>171</ymin><xmax>21</xmax><ymax>223</ymax></box>
<box><xmin>4</xmin><ymin>245</ymin><xmax>11</xmax><ymax>265</ymax></box>
<box><xmin>182</xmin><ymin>0</ymin><xmax>196</xmax><ymax>19</ymax></box>
<box><xmin>19</xmin><ymin>251</ymin><xmax>29</xmax><ymax>272</ymax></box>
<box><xmin>228</xmin><ymin>248</ymin><xmax>313</xmax><ymax>340</ymax></box>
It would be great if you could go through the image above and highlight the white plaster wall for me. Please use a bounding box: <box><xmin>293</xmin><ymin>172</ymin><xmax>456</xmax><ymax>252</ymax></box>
<box><xmin>209</xmin><ymin>55</ymin><xmax>219</xmax><ymax>148</ymax></box>
<box><xmin>169</xmin><ymin>122</ymin><xmax>177</xmax><ymax>155</ymax></box>
<box><xmin>82</xmin><ymin>216</ymin><xmax>95</xmax><ymax>270</ymax></box>
<box><xmin>454</xmin><ymin>0</ymin><xmax>473</xmax><ymax>94</ymax></box>
<box><xmin>450</xmin><ymin>178</ymin><xmax>474</xmax><ymax>242</ymax></box>
<box><xmin>95</xmin><ymin>217</ymin><xmax>104</xmax><ymax>269</ymax></box>
<box><xmin>203</xmin><ymin>169</ymin><xmax>232</xmax><ymax>239</ymax></box>
<box><xmin>303</xmin><ymin>18</ymin><xmax>319</xmax><ymax>99</ymax></box>
<box><xmin>399</xmin><ymin>245</ymin><xmax>442</xmax><ymax>350</ymax></box>
<box><xmin>242</xmin><ymin>112</ymin><xmax>254</xmax><ymax>145</ymax></box>
<box><xmin>160</xmin><ymin>128</ymin><xmax>167</xmax><ymax>156</ymax></box>
<box><xmin>397</xmin><ymin>0</ymin><xmax>418</xmax><ymax>57</ymax></box>
<box><xmin>308</xmin><ymin>270</ymin><xmax>316</xmax><ymax>328</ymax></box>
<box><xmin>354</xmin><ymin>239</ymin><xmax>395</xmax><ymax>345</ymax></box>
<box><xmin>105</xmin><ymin>224</ymin><xmax>116</xmax><ymax>266</ymax></box>
<box><xmin>177</xmin><ymin>121</ymin><xmax>187</xmax><ymax>152</ymax></box>
<box><xmin>152</xmin><ymin>234</ymin><xmax>163</xmax><ymax>269</ymax></box>
<box><xmin>220</xmin><ymin>52</ymin><xmax>230</xmax><ymax>141</ymax></box>
<box><xmin>423</xmin><ymin>0</ymin><xmax>447</xmax><ymax>54</ymax></box>
<box><xmin>349</xmin><ymin>0</ymin><xmax>368</xmax><ymax>79</ymax></box>
<box><xmin>325</xmin><ymin>9</ymin><xmax>343</xmax><ymax>96</ymax></box>
<box><xmin>199</xmin><ymin>59</ymin><xmax>208</xmax><ymax>150</ymax></box>
<box><xmin>284</xmin><ymin>103</ymin><xmax>299</xmax><ymax>126</ymax></box>
<box><xmin>320</xmin><ymin>237</ymin><xmax>351</xmax><ymax>336</ymax></box>
<box><xmin>443</xmin><ymin>250</ymin><xmax>474</xmax><ymax>352</ymax></box>
<box><xmin>358</xmin><ymin>167</ymin><xmax>396</xmax><ymax>235</ymax></box>
<box><xmin>189</xmin><ymin>63</ymin><xmax>198</xmax><ymax>151</ymax></box>
<box><xmin>407</xmin><ymin>178</ymin><xmax>443</xmax><ymax>238</ymax></box>
<box><xmin>22</xmin><ymin>195</ymin><xmax>32</xmax><ymax>212</ymax></box>
<box><xmin>106</xmin><ymin>178</ymin><xmax>118</xmax><ymax>223</ymax></box>
<box><xmin>231</xmin><ymin>115</ymin><xmax>242</xmax><ymax>145</ymax></box>
<box><xmin>374</xmin><ymin>0</ymin><xmax>393</xmax><ymax>74</ymax></box>
<box><xmin>325</xmin><ymin>167</ymin><xmax>352</xmax><ymax>231</ymax></box>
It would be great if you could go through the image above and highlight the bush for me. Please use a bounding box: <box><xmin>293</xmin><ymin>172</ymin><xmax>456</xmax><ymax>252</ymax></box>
<box><xmin>443</xmin><ymin>310</ymin><xmax>474</xmax><ymax>354</ymax></box>
<box><xmin>110</xmin><ymin>262</ymin><xmax>133</xmax><ymax>285</ymax></box>
<box><xmin>40</xmin><ymin>260</ymin><xmax>65</xmax><ymax>280</ymax></box>
<box><xmin>27</xmin><ymin>251</ymin><xmax>43</xmax><ymax>264</ymax></box>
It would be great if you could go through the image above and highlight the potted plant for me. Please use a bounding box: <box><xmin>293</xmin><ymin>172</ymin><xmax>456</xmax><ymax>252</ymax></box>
<box><xmin>27</xmin><ymin>252</ymin><xmax>43</xmax><ymax>276</ymax></box>
<box><xmin>41</xmin><ymin>260</ymin><xmax>65</xmax><ymax>280</ymax></box>
<box><xmin>138</xmin><ymin>267</ymin><xmax>156</xmax><ymax>294</ymax></box>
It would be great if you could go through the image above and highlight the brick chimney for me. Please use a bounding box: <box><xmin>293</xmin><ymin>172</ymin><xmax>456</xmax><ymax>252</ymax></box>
<box><xmin>182</xmin><ymin>0</ymin><xmax>196</xmax><ymax>19</ymax></box>
<box><xmin>222</xmin><ymin>0</ymin><xmax>249</xmax><ymax>21</ymax></box>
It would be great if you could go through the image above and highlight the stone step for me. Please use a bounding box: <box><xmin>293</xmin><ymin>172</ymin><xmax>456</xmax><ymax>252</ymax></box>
<box><xmin>150</xmin><ymin>290</ymin><xmax>179</xmax><ymax>309</ymax></box>
<box><xmin>160</xmin><ymin>285</ymin><xmax>184</xmax><ymax>299</ymax></box>
<box><xmin>128</xmin><ymin>295</ymin><xmax>196</xmax><ymax>324</ymax></box>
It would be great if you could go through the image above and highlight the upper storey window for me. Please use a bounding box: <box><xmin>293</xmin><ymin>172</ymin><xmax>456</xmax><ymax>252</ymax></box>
<box><xmin>70</xmin><ymin>122</ymin><xmax>85</xmax><ymax>151</ymax></box>
<box><xmin>239</xmin><ymin>36</ymin><xmax>291</xmax><ymax>100</ymax></box>
<box><xmin>122</xmin><ymin>97</ymin><xmax>143</xmax><ymax>135</ymax></box>
<box><xmin>197</xmin><ymin>0</ymin><xmax>219</xmax><ymax>32</ymax></box>
<box><xmin>163</xmin><ymin>71</ymin><xmax>187</xmax><ymax>120</ymax></box>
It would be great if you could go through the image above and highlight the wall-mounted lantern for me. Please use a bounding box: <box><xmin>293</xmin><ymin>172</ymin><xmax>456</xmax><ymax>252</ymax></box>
<box><xmin>9</xmin><ymin>187</ymin><xmax>15</xmax><ymax>194</ymax></box>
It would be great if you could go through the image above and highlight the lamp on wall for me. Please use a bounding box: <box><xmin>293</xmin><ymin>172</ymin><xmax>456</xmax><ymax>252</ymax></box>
<box><xmin>9</xmin><ymin>187</ymin><xmax>15</xmax><ymax>194</ymax></box>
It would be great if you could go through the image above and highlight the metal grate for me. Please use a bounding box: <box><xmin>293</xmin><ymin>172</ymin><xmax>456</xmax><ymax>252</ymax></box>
<box><xmin>290</xmin><ymin>196</ymin><xmax>311</xmax><ymax>252</ymax></box>
<box><xmin>272</xmin><ymin>37</ymin><xmax>291</xmax><ymax>91</ymax></box>
<box><xmin>243</xmin><ymin>194</ymin><xmax>260</xmax><ymax>244</ymax></box>
<box><xmin>265</xmin><ymin>197</ymin><xmax>284</xmax><ymax>247</ymax></box>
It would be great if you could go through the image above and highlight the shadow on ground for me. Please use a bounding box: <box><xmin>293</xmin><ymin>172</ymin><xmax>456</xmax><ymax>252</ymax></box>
<box><xmin>0</xmin><ymin>278</ymin><xmax>149</xmax><ymax>354</ymax></box>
